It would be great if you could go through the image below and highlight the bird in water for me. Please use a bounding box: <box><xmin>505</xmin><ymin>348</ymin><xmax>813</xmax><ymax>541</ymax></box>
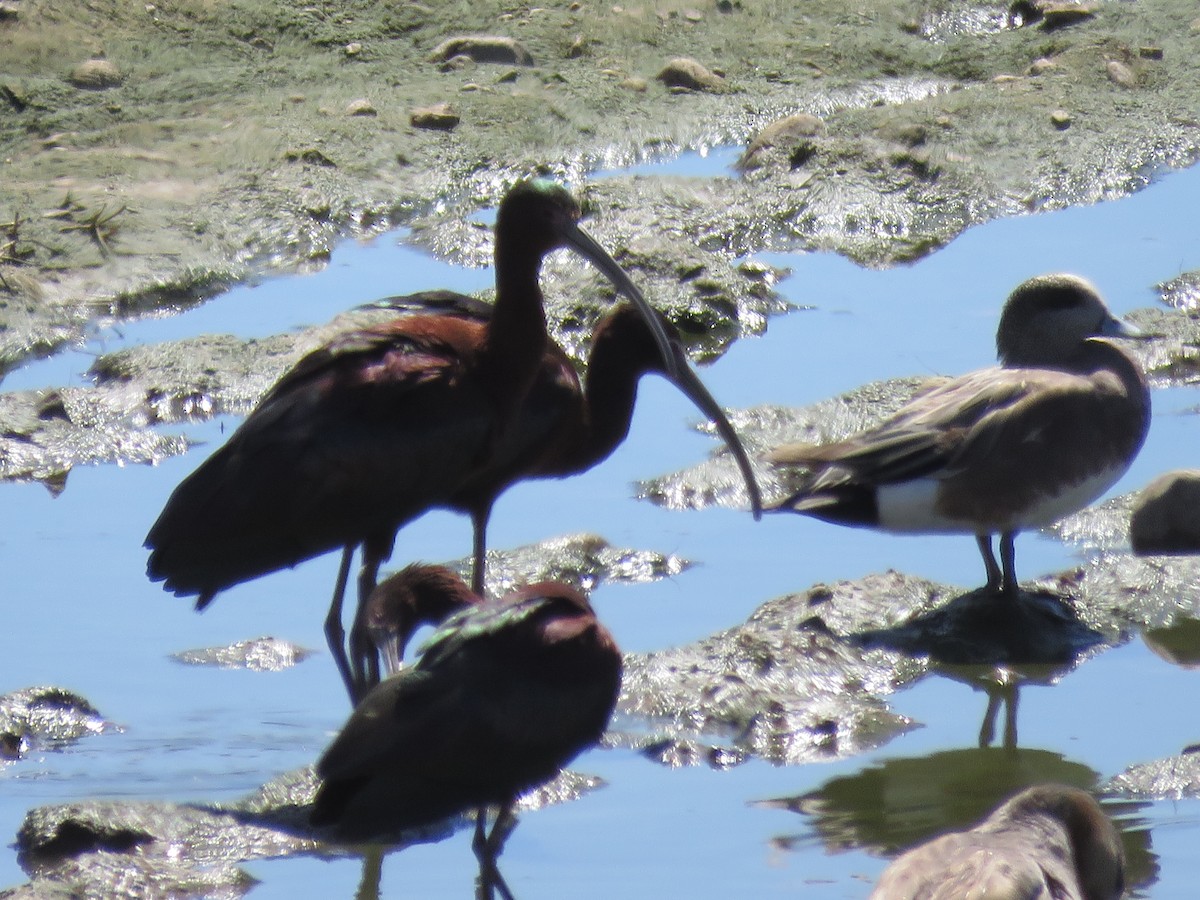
<box><xmin>870</xmin><ymin>784</ymin><xmax>1125</xmax><ymax>900</ymax></box>
<box><xmin>770</xmin><ymin>273</ymin><xmax>1149</xmax><ymax>597</ymax></box>
<box><xmin>311</xmin><ymin>575</ymin><xmax>621</xmax><ymax>900</ymax></box>
<box><xmin>364</xmin><ymin>562</ymin><xmax>480</xmax><ymax>675</ymax></box>
<box><xmin>144</xmin><ymin>180</ymin><xmax>695</xmax><ymax>702</ymax></box>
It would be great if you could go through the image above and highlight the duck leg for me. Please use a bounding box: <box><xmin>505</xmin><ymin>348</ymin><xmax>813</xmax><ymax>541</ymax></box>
<box><xmin>976</xmin><ymin>534</ymin><xmax>1003</xmax><ymax>593</ymax></box>
<box><xmin>999</xmin><ymin>531</ymin><xmax>1019</xmax><ymax>598</ymax></box>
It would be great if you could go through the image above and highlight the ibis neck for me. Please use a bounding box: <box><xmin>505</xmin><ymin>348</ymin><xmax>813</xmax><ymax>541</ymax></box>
<box><xmin>483</xmin><ymin>241</ymin><xmax>550</xmax><ymax>400</ymax></box>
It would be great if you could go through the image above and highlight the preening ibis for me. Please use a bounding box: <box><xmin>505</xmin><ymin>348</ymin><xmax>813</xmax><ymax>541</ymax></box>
<box><xmin>312</xmin><ymin>576</ymin><xmax>621</xmax><ymax>900</ymax></box>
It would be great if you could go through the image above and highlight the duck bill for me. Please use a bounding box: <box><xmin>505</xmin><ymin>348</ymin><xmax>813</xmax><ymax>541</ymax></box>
<box><xmin>564</xmin><ymin>223</ymin><xmax>681</xmax><ymax>380</ymax></box>
<box><xmin>665</xmin><ymin>360</ymin><xmax>764</xmax><ymax>520</ymax></box>
<box><xmin>1100</xmin><ymin>314</ymin><xmax>1147</xmax><ymax>340</ymax></box>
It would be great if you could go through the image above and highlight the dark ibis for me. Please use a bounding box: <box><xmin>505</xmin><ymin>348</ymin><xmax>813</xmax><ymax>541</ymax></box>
<box><xmin>870</xmin><ymin>784</ymin><xmax>1125</xmax><ymax>899</ymax></box>
<box><xmin>365</xmin><ymin>561</ymin><xmax>479</xmax><ymax>675</ymax></box>
<box><xmin>770</xmin><ymin>274</ymin><xmax>1149</xmax><ymax>596</ymax></box>
<box><xmin>144</xmin><ymin>180</ymin><xmax>677</xmax><ymax>701</ymax></box>
<box><xmin>311</xmin><ymin>576</ymin><xmax>621</xmax><ymax>900</ymax></box>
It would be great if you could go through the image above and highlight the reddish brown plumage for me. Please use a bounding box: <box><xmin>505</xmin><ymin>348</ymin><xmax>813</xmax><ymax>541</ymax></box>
<box><xmin>144</xmin><ymin>180</ymin><xmax>676</xmax><ymax>702</ymax></box>
<box><xmin>312</xmin><ymin>577</ymin><xmax>622</xmax><ymax>845</ymax></box>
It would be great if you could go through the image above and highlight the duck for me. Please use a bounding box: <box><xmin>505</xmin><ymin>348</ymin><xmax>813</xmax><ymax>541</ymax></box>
<box><xmin>870</xmin><ymin>783</ymin><xmax>1125</xmax><ymax>900</ymax></box>
<box><xmin>770</xmin><ymin>273</ymin><xmax>1149</xmax><ymax>596</ymax></box>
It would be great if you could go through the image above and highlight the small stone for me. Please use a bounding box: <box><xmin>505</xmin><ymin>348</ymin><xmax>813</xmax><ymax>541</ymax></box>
<box><xmin>992</xmin><ymin>73</ymin><xmax>1021</xmax><ymax>84</ymax></box>
<box><xmin>569</xmin><ymin>1</ymin><xmax>582</xmax><ymax>9</ymax></box>
<box><xmin>619</xmin><ymin>77</ymin><xmax>648</xmax><ymax>92</ymax></box>
<box><xmin>428</xmin><ymin>35</ymin><xmax>534</xmax><ymax>66</ymax></box>
<box><xmin>684</xmin><ymin>8</ymin><xmax>703</xmax><ymax>21</ymax></box>
<box><xmin>1138</xmin><ymin>46</ymin><xmax>1163</xmax><ymax>60</ymax></box>
<box><xmin>1106</xmin><ymin>59</ymin><xmax>1136</xmax><ymax>88</ymax></box>
<box><xmin>345</xmin><ymin>98</ymin><xmax>377</xmax><ymax>116</ymax></box>
<box><xmin>567</xmin><ymin>35</ymin><xmax>587</xmax><ymax>58</ymax></box>
<box><xmin>656</xmin><ymin>57</ymin><xmax>726</xmax><ymax>92</ymax></box>
<box><xmin>1050</xmin><ymin>109</ymin><xmax>1072</xmax><ymax>129</ymax></box>
<box><xmin>738</xmin><ymin>112</ymin><xmax>826</xmax><ymax>170</ymax></box>
<box><xmin>410</xmin><ymin>103</ymin><xmax>460</xmax><ymax>130</ymax></box>
<box><xmin>69</xmin><ymin>58</ymin><xmax>123</xmax><ymax>90</ymax></box>
<box><xmin>344</xmin><ymin>42</ymin><xmax>363</xmax><ymax>57</ymax></box>
<box><xmin>1027</xmin><ymin>57</ymin><xmax>1057</xmax><ymax>76</ymax></box>
<box><xmin>1132</xmin><ymin>471</ymin><xmax>1200</xmax><ymax>555</ymax></box>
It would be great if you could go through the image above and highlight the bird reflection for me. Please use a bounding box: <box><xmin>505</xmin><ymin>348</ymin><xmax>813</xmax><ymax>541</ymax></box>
<box><xmin>752</xmin><ymin>747</ymin><xmax>1156</xmax><ymax>892</ymax></box>
<box><xmin>869</xmin><ymin>784</ymin><xmax>1125</xmax><ymax>899</ymax></box>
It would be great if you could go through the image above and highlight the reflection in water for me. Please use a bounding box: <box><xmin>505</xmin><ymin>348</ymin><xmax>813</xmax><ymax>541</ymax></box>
<box><xmin>869</xmin><ymin>785</ymin><xmax>1125</xmax><ymax>900</ymax></box>
<box><xmin>754</xmin><ymin>747</ymin><xmax>1158</xmax><ymax>891</ymax></box>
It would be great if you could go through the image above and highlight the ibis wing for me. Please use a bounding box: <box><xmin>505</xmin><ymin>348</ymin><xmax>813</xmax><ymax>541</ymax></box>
<box><xmin>145</xmin><ymin>319</ymin><xmax>496</xmax><ymax>597</ymax></box>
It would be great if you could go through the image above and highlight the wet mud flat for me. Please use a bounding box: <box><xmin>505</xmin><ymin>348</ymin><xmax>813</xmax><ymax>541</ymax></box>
<box><xmin>4</xmin><ymin>0</ymin><xmax>1200</xmax><ymax>897</ymax></box>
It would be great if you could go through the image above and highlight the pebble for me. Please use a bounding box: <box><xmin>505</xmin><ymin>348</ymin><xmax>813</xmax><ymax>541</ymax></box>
<box><xmin>428</xmin><ymin>35</ymin><xmax>534</xmax><ymax>66</ymax></box>
<box><xmin>1027</xmin><ymin>57</ymin><xmax>1057</xmax><ymax>76</ymax></box>
<box><xmin>69</xmin><ymin>58</ymin><xmax>123</xmax><ymax>90</ymax></box>
<box><xmin>345</xmin><ymin>98</ymin><xmax>377</xmax><ymax>117</ymax></box>
<box><xmin>1106</xmin><ymin>59</ymin><xmax>1136</xmax><ymax>88</ymax></box>
<box><xmin>656</xmin><ymin>57</ymin><xmax>726</xmax><ymax>92</ymax></box>
<box><xmin>1050</xmin><ymin>109</ymin><xmax>1072</xmax><ymax>129</ymax></box>
<box><xmin>410</xmin><ymin>103</ymin><xmax>460</xmax><ymax>130</ymax></box>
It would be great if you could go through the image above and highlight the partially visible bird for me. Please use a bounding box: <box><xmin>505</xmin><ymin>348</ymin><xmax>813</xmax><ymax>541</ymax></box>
<box><xmin>144</xmin><ymin>180</ymin><xmax>677</xmax><ymax>701</ymax></box>
<box><xmin>312</xmin><ymin>578</ymin><xmax>622</xmax><ymax>900</ymax></box>
<box><xmin>770</xmin><ymin>273</ymin><xmax>1149</xmax><ymax>596</ymax></box>
<box><xmin>365</xmin><ymin>562</ymin><xmax>480</xmax><ymax>675</ymax></box>
<box><xmin>870</xmin><ymin>784</ymin><xmax>1125</xmax><ymax>900</ymax></box>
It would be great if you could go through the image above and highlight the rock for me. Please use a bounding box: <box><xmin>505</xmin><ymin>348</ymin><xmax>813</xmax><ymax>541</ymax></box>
<box><xmin>738</xmin><ymin>112</ymin><xmax>826</xmax><ymax>170</ymax></box>
<box><xmin>343</xmin><ymin>41</ymin><xmax>362</xmax><ymax>57</ymax></box>
<box><xmin>0</xmin><ymin>686</ymin><xmax>111</xmax><ymax>750</ymax></box>
<box><xmin>68</xmin><ymin>59</ymin><xmax>122</xmax><ymax>89</ymax></box>
<box><xmin>1050</xmin><ymin>109</ymin><xmax>1072</xmax><ymax>129</ymax></box>
<box><xmin>1027</xmin><ymin>57</ymin><xmax>1058</xmax><ymax>76</ymax></box>
<box><xmin>428</xmin><ymin>35</ymin><xmax>534</xmax><ymax>66</ymax></box>
<box><xmin>410</xmin><ymin>103</ymin><xmax>460</xmax><ymax>130</ymax></box>
<box><xmin>1008</xmin><ymin>0</ymin><xmax>1097</xmax><ymax>30</ymax></box>
<box><xmin>619</xmin><ymin>77</ymin><xmax>648</xmax><ymax>92</ymax></box>
<box><xmin>1107</xmin><ymin>59</ymin><xmax>1137</xmax><ymax>88</ymax></box>
<box><xmin>345</xmin><ymin>98</ymin><xmax>376</xmax><ymax>116</ymax></box>
<box><xmin>656</xmin><ymin>57</ymin><xmax>726</xmax><ymax>92</ymax></box>
<box><xmin>170</xmin><ymin>637</ymin><xmax>314</xmax><ymax>671</ymax></box>
<box><xmin>1130</xmin><ymin>470</ymin><xmax>1200</xmax><ymax>555</ymax></box>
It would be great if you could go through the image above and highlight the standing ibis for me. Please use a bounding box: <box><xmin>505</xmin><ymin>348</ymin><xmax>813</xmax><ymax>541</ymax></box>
<box><xmin>144</xmin><ymin>180</ymin><xmax>675</xmax><ymax>700</ymax></box>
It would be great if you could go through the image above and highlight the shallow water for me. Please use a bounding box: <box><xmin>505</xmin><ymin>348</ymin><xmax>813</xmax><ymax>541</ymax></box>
<box><xmin>3</xmin><ymin>161</ymin><xmax>1200</xmax><ymax>897</ymax></box>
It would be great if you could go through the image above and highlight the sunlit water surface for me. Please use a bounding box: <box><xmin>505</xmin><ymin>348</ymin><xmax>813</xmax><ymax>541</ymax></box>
<box><xmin>3</xmin><ymin>159</ymin><xmax>1200</xmax><ymax>898</ymax></box>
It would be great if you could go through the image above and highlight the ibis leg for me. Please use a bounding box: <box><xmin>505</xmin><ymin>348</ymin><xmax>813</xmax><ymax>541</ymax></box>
<box><xmin>470</xmin><ymin>504</ymin><xmax>493</xmax><ymax>597</ymax></box>
<box><xmin>325</xmin><ymin>546</ymin><xmax>356</xmax><ymax>704</ymax></box>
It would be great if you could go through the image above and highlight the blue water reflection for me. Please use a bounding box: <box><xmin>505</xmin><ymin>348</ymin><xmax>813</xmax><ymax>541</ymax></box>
<box><xmin>2</xmin><ymin>162</ymin><xmax>1200</xmax><ymax>897</ymax></box>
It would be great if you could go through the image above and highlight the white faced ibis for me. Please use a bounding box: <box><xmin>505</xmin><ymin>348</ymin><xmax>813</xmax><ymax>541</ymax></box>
<box><xmin>870</xmin><ymin>784</ymin><xmax>1125</xmax><ymax>899</ymax></box>
<box><xmin>770</xmin><ymin>273</ymin><xmax>1149</xmax><ymax>597</ymax></box>
<box><xmin>365</xmin><ymin>562</ymin><xmax>478</xmax><ymax>675</ymax></box>
<box><xmin>311</xmin><ymin>577</ymin><xmax>621</xmax><ymax>900</ymax></box>
<box><xmin>144</xmin><ymin>180</ymin><xmax>678</xmax><ymax>701</ymax></box>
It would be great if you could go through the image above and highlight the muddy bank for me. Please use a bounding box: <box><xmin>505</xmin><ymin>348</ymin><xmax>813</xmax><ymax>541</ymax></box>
<box><xmin>2</xmin><ymin>0</ymin><xmax>1199</xmax><ymax>382</ymax></box>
